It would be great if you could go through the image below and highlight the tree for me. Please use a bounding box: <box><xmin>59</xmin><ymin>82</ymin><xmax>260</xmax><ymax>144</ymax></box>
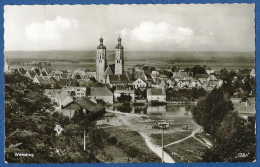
<box><xmin>171</xmin><ymin>66</ymin><xmax>179</xmax><ymax>72</ymax></box>
<box><xmin>192</xmin><ymin>88</ymin><xmax>234</xmax><ymax>135</ymax></box>
<box><xmin>219</xmin><ymin>69</ymin><xmax>237</xmax><ymax>96</ymax></box>
<box><xmin>135</xmin><ymin>88</ymin><xmax>146</xmax><ymax>99</ymax></box>
<box><xmin>191</xmin><ymin>65</ymin><xmax>206</xmax><ymax>77</ymax></box>
<box><xmin>241</xmin><ymin>75</ymin><xmax>255</xmax><ymax>95</ymax></box>
<box><xmin>166</xmin><ymin>87</ymin><xmax>174</xmax><ymax>100</ymax></box>
<box><xmin>192</xmin><ymin>86</ymin><xmax>256</xmax><ymax>162</ymax></box>
<box><xmin>5</xmin><ymin>72</ymin><xmax>103</xmax><ymax>163</ymax></box>
<box><xmin>184</xmin><ymin>67</ymin><xmax>191</xmax><ymax>72</ymax></box>
<box><xmin>117</xmin><ymin>93</ymin><xmax>132</xmax><ymax>104</ymax></box>
<box><xmin>202</xmin><ymin>115</ymin><xmax>255</xmax><ymax>162</ymax></box>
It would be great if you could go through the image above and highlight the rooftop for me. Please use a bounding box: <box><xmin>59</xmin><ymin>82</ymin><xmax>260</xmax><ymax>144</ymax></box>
<box><xmin>90</xmin><ymin>87</ymin><xmax>113</xmax><ymax>96</ymax></box>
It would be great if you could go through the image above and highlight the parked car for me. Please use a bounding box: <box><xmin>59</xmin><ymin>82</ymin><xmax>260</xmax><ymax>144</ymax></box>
<box><xmin>152</xmin><ymin>121</ymin><xmax>170</xmax><ymax>129</ymax></box>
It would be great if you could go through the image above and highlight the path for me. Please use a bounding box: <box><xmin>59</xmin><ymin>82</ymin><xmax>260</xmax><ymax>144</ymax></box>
<box><xmin>164</xmin><ymin>127</ymin><xmax>200</xmax><ymax>147</ymax></box>
<box><xmin>139</xmin><ymin>132</ymin><xmax>175</xmax><ymax>163</ymax></box>
<box><xmin>164</xmin><ymin>127</ymin><xmax>212</xmax><ymax>148</ymax></box>
<box><xmin>106</xmin><ymin>110</ymin><xmax>175</xmax><ymax>163</ymax></box>
<box><xmin>104</xmin><ymin>110</ymin><xmax>212</xmax><ymax>162</ymax></box>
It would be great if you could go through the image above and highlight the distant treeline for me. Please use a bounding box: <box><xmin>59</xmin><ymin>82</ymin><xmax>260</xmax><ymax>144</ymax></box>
<box><xmin>5</xmin><ymin>51</ymin><xmax>255</xmax><ymax>69</ymax></box>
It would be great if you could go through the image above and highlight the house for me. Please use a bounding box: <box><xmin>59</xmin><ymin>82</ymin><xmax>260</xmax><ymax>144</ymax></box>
<box><xmin>25</xmin><ymin>70</ymin><xmax>38</xmax><ymax>79</ymax></box>
<box><xmin>13</xmin><ymin>68</ymin><xmax>27</xmax><ymax>76</ymax></box>
<box><xmin>206</xmin><ymin>70</ymin><xmax>215</xmax><ymax>75</ymax></box>
<box><xmin>44</xmin><ymin>89</ymin><xmax>62</xmax><ymax>102</ymax></box>
<box><xmin>74</xmin><ymin>69</ymin><xmax>86</xmax><ymax>76</ymax></box>
<box><xmin>41</xmin><ymin>71</ymin><xmax>49</xmax><ymax>79</ymax></box>
<box><xmin>195</xmin><ymin>74</ymin><xmax>209</xmax><ymax>83</ymax></box>
<box><xmin>56</xmin><ymin>78</ymin><xmax>78</xmax><ymax>87</ymax></box>
<box><xmin>74</xmin><ymin>87</ymin><xmax>86</xmax><ymax>99</ymax></box>
<box><xmin>133</xmin><ymin>78</ymin><xmax>147</xmax><ymax>89</ymax></box>
<box><xmin>107</xmin><ymin>74</ymin><xmax>130</xmax><ymax>86</ymax></box>
<box><xmin>151</xmin><ymin>70</ymin><xmax>159</xmax><ymax>75</ymax></box>
<box><xmin>51</xmin><ymin>71</ymin><xmax>63</xmax><ymax>78</ymax></box>
<box><xmin>114</xmin><ymin>85</ymin><xmax>135</xmax><ymax>102</ymax></box>
<box><xmin>33</xmin><ymin>68</ymin><xmax>41</xmax><ymax>76</ymax></box>
<box><xmin>208</xmin><ymin>75</ymin><xmax>217</xmax><ymax>81</ymax></box>
<box><xmin>56</xmin><ymin>90</ymin><xmax>74</xmax><ymax>109</ymax></box>
<box><xmin>89</xmin><ymin>87</ymin><xmax>113</xmax><ymax>104</ymax></box>
<box><xmin>190</xmin><ymin>78</ymin><xmax>202</xmax><ymax>88</ymax></box>
<box><xmin>172</xmin><ymin>71</ymin><xmax>192</xmax><ymax>78</ymax></box>
<box><xmin>144</xmin><ymin>73</ymin><xmax>153</xmax><ymax>86</ymax></box>
<box><xmin>38</xmin><ymin>77</ymin><xmax>55</xmax><ymax>87</ymax></box>
<box><xmin>250</xmin><ymin>68</ymin><xmax>255</xmax><ymax>78</ymax></box>
<box><xmin>32</xmin><ymin>77</ymin><xmax>40</xmax><ymax>84</ymax></box>
<box><xmin>55</xmin><ymin>87</ymin><xmax>86</xmax><ymax>109</ymax></box>
<box><xmin>63</xmin><ymin>97</ymin><xmax>105</xmax><ymax>118</ymax></box>
<box><xmin>85</xmin><ymin>72</ymin><xmax>97</xmax><ymax>80</ymax></box>
<box><xmin>61</xmin><ymin>72</ymin><xmax>73</xmax><ymax>79</ymax></box>
<box><xmin>147</xmin><ymin>88</ymin><xmax>166</xmax><ymax>103</ymax></box>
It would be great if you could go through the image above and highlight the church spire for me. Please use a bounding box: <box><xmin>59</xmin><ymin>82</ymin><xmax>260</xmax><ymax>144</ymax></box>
<box><xmin>100</xmin><ymin>35</ymin><xmax>103</xmax><ymax>45</ymax></box>
<box><xmin>118</xmin><ymin>34</ymin><xmax>121</xmax><ymax>45</ymax></box>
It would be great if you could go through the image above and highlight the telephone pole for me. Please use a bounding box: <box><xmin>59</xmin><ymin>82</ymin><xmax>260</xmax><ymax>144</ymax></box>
<box><xmin>83</xmin><ymin>129</ymin><xmax>86</xmax><ymax>151</ymax></box>
<box><xmin>162</xmin><ymin>127</ymin><xmax>164</xmax><ymax>163</ymax></box>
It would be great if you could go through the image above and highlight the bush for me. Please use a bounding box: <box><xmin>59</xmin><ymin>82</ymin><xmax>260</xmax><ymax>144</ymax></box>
<box><xmin>241</xmin><ymin>96</ymin><xmax>248</xmax><ymax>102</ymax></box>
<box><xmin>107</xmin><ymin>136</ymin><xmax>118</xmax><ymax>145</ymax></box>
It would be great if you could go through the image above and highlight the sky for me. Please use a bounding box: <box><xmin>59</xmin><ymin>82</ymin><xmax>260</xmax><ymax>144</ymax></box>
<box><xmin>4</xmin><ymin>4</ymin><xmax>255</xmax><ymax>52</ymax></box>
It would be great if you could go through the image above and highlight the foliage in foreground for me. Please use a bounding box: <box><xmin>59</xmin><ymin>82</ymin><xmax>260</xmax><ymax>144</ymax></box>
<box><xmin>192</xmin><ymin>88</ymin><xmax>255</xmax><ymax>162</ymax></box>
<box><xmin>4</xmin><ymin>73</ymin><xmax>104</xmax><ymax>163</ymax></box>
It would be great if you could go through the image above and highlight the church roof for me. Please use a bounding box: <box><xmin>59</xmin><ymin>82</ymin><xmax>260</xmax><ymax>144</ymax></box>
<box><xmin>104</xmin><ymin>64</ymin><xmax>115</xmax><ymax>78</ymax></box>
<box><xmin>115</xmin><ymin>44</ymin><xmax>124</xmax><ymax>49</ymax></box>
<box><xmin>115</xmin><ymin>37</ymin><xmax>124</xmax><ymax>49</ymax></box>
<box><xmin>97</xmin><ymin>36</ymin><xmax>106</xmax><ymax>49</ymax></box>
<box><xmin>109</xmin><ymin>74</ymin><xmax>130</xmax><ymax>84</ymax></box>
<box><xmin>97</xmin><ymin>44</ymin><xmax>106</xmax><ymax>49</ymax></box>
<box><xmin>108</xmin><ymin>64</ymin><xmax>115</xmax><ymax>74</ymax></box>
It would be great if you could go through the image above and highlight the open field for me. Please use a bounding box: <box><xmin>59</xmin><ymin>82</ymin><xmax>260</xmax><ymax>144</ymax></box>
<box><xmin>102</xmin><ymin>127</ymin><xmax>161</xmax><ymax>163</ymax></box>
<box><xmin>151</xmin><ymin>131</ymin><xmax>192</xmax><ymax>146</ymax></box>
<box><xmin>165</xmin><ymin>137</ymin><xmax>206</xmax><ymax>162</ymax></box>
<box><xmin>96</xmin><ymin>110</ymin><xmax>211</xmax><ymax>163</ymax></box>
<box><xmin>5</xmin><ymin>51</ymin><xmax>255</xmax><ymax>70</ymax></box>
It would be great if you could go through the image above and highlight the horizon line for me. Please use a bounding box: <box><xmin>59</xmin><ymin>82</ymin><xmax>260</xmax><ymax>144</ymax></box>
<box><xmin>4</xmin><ymin>50</ymin><xmax>255</xmax><ymax>53</ymax></box>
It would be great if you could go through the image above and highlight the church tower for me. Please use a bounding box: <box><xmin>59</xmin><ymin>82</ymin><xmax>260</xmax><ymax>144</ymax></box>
<box><xmin>115</xmin><ymin>36</ymin><xmax>124</xmax><ymax>75</ymax></box>
<box><xmin>96</xmin><ymin>37</ymin><xmax>107</xmax><ymax>83</ymax></box>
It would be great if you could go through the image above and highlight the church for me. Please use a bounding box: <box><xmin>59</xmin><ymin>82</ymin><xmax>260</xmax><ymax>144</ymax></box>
<box><xmin>96</xmin><ymin>36</ymin><xmax>129</xmax><ymax>85</ymax></box>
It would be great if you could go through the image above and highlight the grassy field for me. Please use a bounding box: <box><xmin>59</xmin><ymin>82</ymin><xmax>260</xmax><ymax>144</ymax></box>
<box><xmin>151</xmin><ymin>131</ymin><xmax>192</xmax><ymax>146</ymax></box>
<box><xmin>101</xmin><ymin>126</ymin><xmax>161</xmax><ymax>163</ymax></box>
<box><xmin>165</xmin><ymin>137</ymin><xmax>206</xmax><ymax>162</ymax></box>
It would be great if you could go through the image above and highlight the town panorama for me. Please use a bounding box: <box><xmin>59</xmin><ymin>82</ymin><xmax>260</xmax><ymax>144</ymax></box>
<box><xmin>4</xmin><ymin>4</ymin><xmax>256</xmax><ymax>164</ymax></box>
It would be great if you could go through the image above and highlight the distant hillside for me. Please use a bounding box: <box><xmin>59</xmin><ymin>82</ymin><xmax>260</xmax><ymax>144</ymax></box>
<box><xmin>4</xmin><ymin>51</ymin><xmax>255</xmax><ymax>70</ymax></box>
